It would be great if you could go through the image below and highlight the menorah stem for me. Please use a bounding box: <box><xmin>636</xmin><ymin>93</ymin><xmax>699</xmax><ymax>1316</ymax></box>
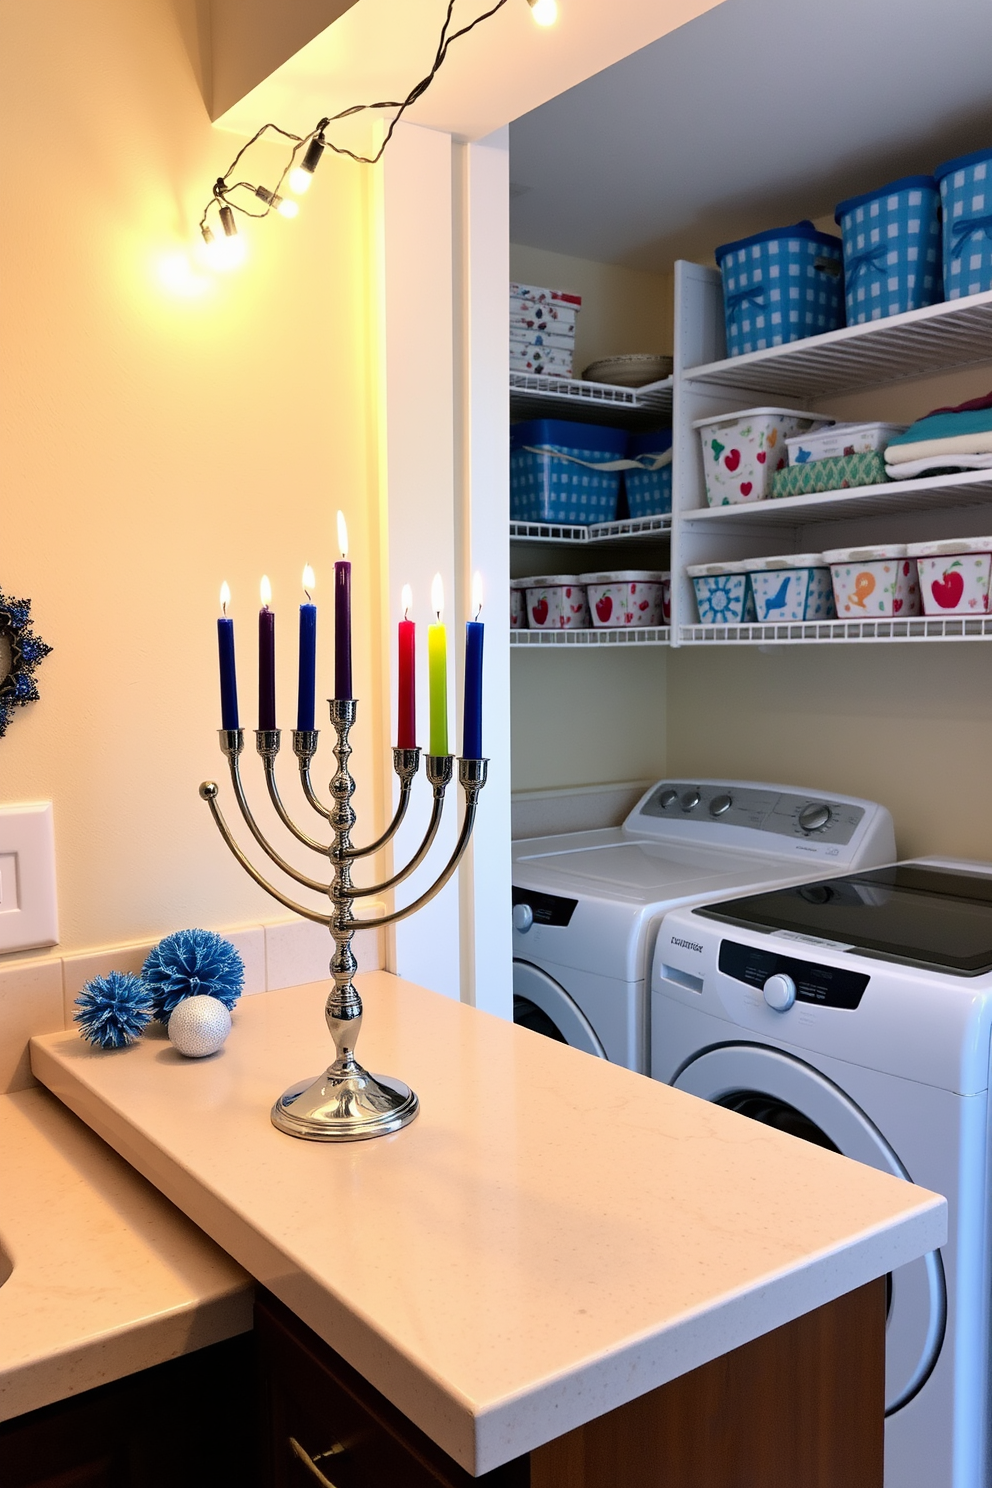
<box><xmin>344</xmin><ymin>755</ymin><xmax>451</xmax><ymax>899</ymax></box>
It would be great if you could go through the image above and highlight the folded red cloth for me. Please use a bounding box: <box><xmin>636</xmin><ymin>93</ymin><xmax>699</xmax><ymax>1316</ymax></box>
<box><xmin>927</xmin><ymin>390</ymin><xmax>992</xmax><ymax>417</ymax></box>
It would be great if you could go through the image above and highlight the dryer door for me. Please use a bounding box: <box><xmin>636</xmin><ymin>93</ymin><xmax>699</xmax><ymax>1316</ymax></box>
<box><xmin>513</xmin><ymin>960</ymin><xmax>607</xmax><ymax>1058</ymax></box>
<box><xmin>674</xmin><ymin>1043</ymin><xmax>946</xmax><ymax>1418</ymax></box>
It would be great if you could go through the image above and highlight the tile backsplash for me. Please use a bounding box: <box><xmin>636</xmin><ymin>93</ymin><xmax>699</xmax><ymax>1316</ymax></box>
<box><xmin>0</xmin><ymin>918</ymin><xmax>381</xmax><ymax>1095</ymax></box>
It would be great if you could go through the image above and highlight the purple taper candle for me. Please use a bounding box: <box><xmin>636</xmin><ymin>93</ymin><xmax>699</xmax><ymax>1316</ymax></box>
<box><xmin>258</xmin><ymin>575</ymin><xmax>276</xmax><ymax>729</ymax></box>
<box><xmin>334</xmin><ymin>511</ymin><xmax>352</xmax><ymax>700</ymax></box>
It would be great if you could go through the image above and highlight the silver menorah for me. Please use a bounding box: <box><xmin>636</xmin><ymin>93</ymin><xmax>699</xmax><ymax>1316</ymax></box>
<box><xmin>199</xmin><ymin>700</ymin><xmax>487</xmax><ymax>1141</ymax></box>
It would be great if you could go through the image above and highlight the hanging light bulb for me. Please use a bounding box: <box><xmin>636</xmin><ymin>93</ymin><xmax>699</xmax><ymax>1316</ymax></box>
<box><xmin>254</xmin><ymin>186</ymin><xmax>299</xmax><ymax>219</ymax></box>
<box><xmin>289</xmin><ymin>133</ymin><xmax>326</xmax><ymax>196</ymax></box>
<box><xmin>527</xmin><ymin>0</ymin><xmax>558</xmax><ymax>24</ymax></box>
<box><xmin>200</xmin><ymin>205</ymin><xmax>246</xmax><ymax>270</ymax></box>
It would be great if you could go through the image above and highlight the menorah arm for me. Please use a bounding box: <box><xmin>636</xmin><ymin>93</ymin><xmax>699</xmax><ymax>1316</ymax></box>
<box><xmin>344</xmin><ymin>783</ymin><xmax>446</xmax><ymax>898</ymax></box>
<box><xmin>199</xmin><ymin>784</ymin><xmax>333</xmax><ymax>927</ymax></box>
<box><xmin>262</xmin><ymin>757</ymin><xmax>330</xmax><ymax>855</ymax></box>
<box><xmin>344</xmin><ymin>756</ymin><xmax>418</xmax><ymax>860</ymax></box>
<box><xmin>299</xmin><ymin>760</ymin><xmax>335</xmax><ymax>822</ymax></box>
<box><xmin>226</xmin><ymin>752</ymin><xmax>332</xmax><ymax>895</ymax></box>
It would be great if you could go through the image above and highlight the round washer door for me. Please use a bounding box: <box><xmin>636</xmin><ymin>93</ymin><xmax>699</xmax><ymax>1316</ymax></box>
<box><xmin>513</xmin><ymin>960</ymin><xmax>607</xmax><ymax>1059</ymax></box>
<box><xmin>674</xmin><ymin>1043</ymin><xmax>946</xmax><ymax>1418</ymax></box>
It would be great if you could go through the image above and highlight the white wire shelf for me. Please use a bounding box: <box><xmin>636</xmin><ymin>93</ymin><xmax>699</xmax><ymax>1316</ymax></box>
<box><xmin>510</xmin><ymin>372</ymin><xmax>673</xmax><ymax>428</ymax></box>
<box><xmin>511</xmin><ymin>626</ymin><xmax>670</xmax><ymax>647</ymax></box>
<box><xmin>681</xmin><ymin>470</ymin><xmax>992</xmax><ymax>528</ymax></box>
<box><xmin>683</xmin><ymin>289</ymin><xmax>992</xmax><ymax>401</ymax></box>
<box><xmin>680</xmin><ymin>617</ymin><xmax>992</xmax><ymax>645</ymax></box>
<box><xmin>510</xmin><ymin>514</ymin><xmax>672</xmax><ymax>544</ymax></box>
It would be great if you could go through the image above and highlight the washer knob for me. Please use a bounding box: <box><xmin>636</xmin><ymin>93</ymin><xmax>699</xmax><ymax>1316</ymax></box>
<box><xmin>798</xmin><ymin>802</ymin><xmax>831</xmax><ymax>833</ymax></box>
<box><xmin>763</xmin><ymin>973</ymin><xmax>796</xmax><ymax>1012</ymax></box>
<box><xmin>681</xmin><ymin>788</ymin><xmax>701</xmax><ymax>811</ymax></box>
<box><xmin>659</xmin><ymin>788</ymin><xmax>679</xmax><ymax>809</ymax></box>
<box><xmin>512</xmin><ymin>903</ymin><xmax>534</xmax><ymax>934</ymax></box>
<box><xmin>709</xmin><ymin>793</ymin><xmax>732</xmax><ymax>817</ymax></box>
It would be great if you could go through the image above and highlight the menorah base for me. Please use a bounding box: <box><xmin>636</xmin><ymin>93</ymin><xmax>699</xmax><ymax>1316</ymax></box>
<box><xmin>271</xmin><ymin>1064</ymin><xmax>420</xmax><ymax>1142</ymax></box>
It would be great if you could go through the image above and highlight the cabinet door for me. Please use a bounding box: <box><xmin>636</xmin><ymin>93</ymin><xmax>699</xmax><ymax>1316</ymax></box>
<box><xmin>256</xmin><ymin>1292</ymin><xmax>529</xmax><ymax>1488</ymax></box>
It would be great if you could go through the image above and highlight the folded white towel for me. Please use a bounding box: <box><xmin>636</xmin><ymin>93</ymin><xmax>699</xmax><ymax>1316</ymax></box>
<box><xmin>885</xmin><ymin>452</ymin><xmax>992</xmax><ymax>479</ymax></box>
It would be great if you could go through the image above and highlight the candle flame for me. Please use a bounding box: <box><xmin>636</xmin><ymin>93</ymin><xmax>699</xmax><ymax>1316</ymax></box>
<box><xmin>472</xmin><ymin>571</ymin><xmax>484</xmax><ymax>621</ymax></box>
<box><xmin>302</xmin><ymin>563</ymin><xmax>315</xmax><ymax>601</ymax></box>
<box><xmin>260</xmin><ymin>574</ymin><xmax>272</xmax><ymax>607</ymax></box>
<box><xmin>401</xmin><ymin>583</ymin><xmax>412</xmax><ymax>621</ymax></box>
<box><xmin>219</xmin><ymin>581</ymin><xmax>231</xmax><ymax>616</ymax></box>
<box><xmin>336</xmin><ymin>510</ymin><xmax>348</xmax><ymax>559</ymax></box>
<box><xmin>431</xmin><ymin>573</ymin><xmax>444</xmax><ymax>622</ymax></box>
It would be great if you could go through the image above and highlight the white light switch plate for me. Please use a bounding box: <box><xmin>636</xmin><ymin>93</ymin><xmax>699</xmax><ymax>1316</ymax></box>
<box><xmin>0</xmin><ymin>803</ymin><xmax>58</xmax><ymax>953</ymax></box>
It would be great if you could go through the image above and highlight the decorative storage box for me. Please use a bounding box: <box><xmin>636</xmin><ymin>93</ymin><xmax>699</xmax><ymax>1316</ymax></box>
<box><xmin>687</xmin><ymin>562</ymin><xmax>757</xmax><ymax>625</ymax></box>
<box><xmin>510</xmin><ymin>419</ymin><xmax>627</xmax><ymax>525</ymax></box>
<box><xmin>823</xmin><ymin>545</ymin><xmax>921</xmax><ymax>618</ymax></box>
<box><xmin>715</xmin><ymin>221</ymin><xmax>845</xmax><ymax>358</ymax></box>
<box><xmin>510</xmin><ymin>579</ymin><xmax>529</xmax><ymax>629</ymax></box>
<box><xmin>835</xmin><ymin>176</ymin><xmax>942</xmax><ymax>324</ymax></box>
<box><xmin>934</xmin><ymin>149</ymin><xmax>992</xmax><ymax>301</ymax></box>
<box><xmin>523</xmin><ymin>575</ymin><xmax>589</xmax><ymax>631</ymax></box>
<box><xmin>625</xmin><ymin>430</ymin><xmax>674</xmax><ymax>517</ymax></box>
<box><xmin>771</xmin><ymin>451</ymin><xmax>889</xmax><ymax>499</ymax></box>
<box><xmin>907</xmin><ymin>536</ymin><xmax>992</xmax><ymax>615</ymax></box>
<box><xmin>510</xmin><ymin>341</ymin><xmax>574</xmax><ymax>376</ymax></box>
<box><xmin>580</xmin><ymin>571</ymin><xmax>666</xmax><ymax>628</ymax></box>
<box><xmin>748</xmin><ymin>556</ymin><xmax>836</xmax><ymax>623</ymax></box>
<box><xmin>695</xmin><ymin>408</ymin><xmax>830</xmax><ymax>506</ymax></box>
<box><xmin>785</xmin><ymin>422</ymin><xmax>909</xmax><ymax>464</ymax></box>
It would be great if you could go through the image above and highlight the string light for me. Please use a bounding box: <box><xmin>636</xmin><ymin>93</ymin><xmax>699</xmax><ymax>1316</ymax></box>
<box><xmin>196</xmin><ymin>0</ymin><xmax>556</xmax><ymax>263</ymax></box>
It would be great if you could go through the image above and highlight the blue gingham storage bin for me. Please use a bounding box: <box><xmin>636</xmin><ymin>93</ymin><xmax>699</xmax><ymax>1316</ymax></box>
<box><xmin>715</xmin><ymin>222</ymin><xmax>845</xmax><ymax>357</ymax></box>
<box><xmin>935</xmin><ymin>148</ymin><xmax>992</xmax><ymax>301</ymax></box>
<box><xmin>510</xmin><ymin>419</ymin><xmax>626</xmax><ymax>524</ymax></box>
<box><xmin>835</xmin><ymin>176</ymin><xmax>942</xmax><ymax>324</ymax></box>
<box><xmin>624</xmin><ymin>429</ymin><xmax>673</xmax><ymax>517</ymax></box>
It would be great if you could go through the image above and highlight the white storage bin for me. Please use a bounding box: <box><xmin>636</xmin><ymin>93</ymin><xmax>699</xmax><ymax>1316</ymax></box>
<box><xmin>906</xmin><ymin>537</ymin><xmax>992</xmax><ymax>616</ymax></box>
<box><xmin>510</xmin><ymin>579</ymin><xmax>529</xmax><ymax>630</ymax></box>
<box><xmin>786</xmin><ymin>422</ymin><xmax>909</xmax><ymax>465</ymax></box>
<box><xmin>580</xmin><ymin>571</ymin><xmax>666</xmax><ymax>628</ymax></box>
<box><xmin>747</xmin><ymin>554</ymin><xmax>836</xmax><ymax>622</ymax></box>
<box><xmin>687</xmin><ymin>561</ymin><xmax>757</xmax><ymax>625</ymax></box>
<box><xmin>695</xmin><ymin>408</ymin><xmax>832</xmax><ymax>506</ymax></box>
<box><xmin>823</xmin><ymin>544</ymin><xmax>921</xmax><ymax>618</ymax></box>
<box><xmin>523</xmin><ymin>575</ymin><xmax>589</xmax><ymax>631</ymax></box>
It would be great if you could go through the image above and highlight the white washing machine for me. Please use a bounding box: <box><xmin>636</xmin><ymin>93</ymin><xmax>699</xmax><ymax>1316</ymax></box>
<box><xmin>511</xmin><ymin>779</ymin><xmax>895</xmax><ymax>1072</ymax></box>
<box><xmin>653</xmin><ymin>858</ymin><xmax>992</xmax><ymax>1488</ymax></box>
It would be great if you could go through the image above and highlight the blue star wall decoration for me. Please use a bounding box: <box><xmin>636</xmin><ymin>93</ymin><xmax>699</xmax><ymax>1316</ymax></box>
<box><xmin>0</xmin><ymin>588</ymin><xmax>52</xmax><ymax>740</ymax></box>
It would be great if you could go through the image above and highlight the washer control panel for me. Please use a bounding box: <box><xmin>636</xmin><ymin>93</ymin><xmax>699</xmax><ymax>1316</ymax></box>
<box><xmin>639</xmin><ymin>782</ymin><xmax>864</xmax><ymax>845</ymax></box>
<box><xmin>719</xmin><ymin>940</ymin><xmax>870</xmax><ymax>1009</ymax></box>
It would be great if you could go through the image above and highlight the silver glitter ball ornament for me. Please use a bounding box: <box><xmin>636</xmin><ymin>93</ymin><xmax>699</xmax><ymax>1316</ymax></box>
<box><xmin>168</xmin><ymin>995</ymin><xmax>232</xmax><ymax>1058</ymax></box>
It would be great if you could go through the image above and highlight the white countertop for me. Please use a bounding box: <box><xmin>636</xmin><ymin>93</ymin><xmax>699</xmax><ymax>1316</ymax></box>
<box><xmin>0</xmin><ymin>1085</ymin><xmax>252</xmax><ymax>1423</ymax></box>
<box><xmin>31</xmin><ymin>973</ymin><xmax>945</xmax><ymax>1474</ymax></box>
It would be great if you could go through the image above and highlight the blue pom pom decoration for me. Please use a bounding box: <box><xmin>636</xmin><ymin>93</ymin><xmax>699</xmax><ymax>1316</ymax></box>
<box><xmin>74</xmin><ymin>971</ymin><xmax>153</xmax><ymax>1050</ymax></box>
<box><xmin>142</xmin><ymin>928</ymin><xmax>244</xmax><ymax>1022</ymax></box>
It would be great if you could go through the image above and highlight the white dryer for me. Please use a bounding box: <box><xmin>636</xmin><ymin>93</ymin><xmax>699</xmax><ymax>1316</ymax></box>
<box><xmin>653</xmin><ymin>858</ymin><xmax>992</xmax><ymax>1488</ymax></box>
<box><xmin>511</xmin><ymin>779</ymin><xmax>895</xmax><ymax>1072</ymax></box>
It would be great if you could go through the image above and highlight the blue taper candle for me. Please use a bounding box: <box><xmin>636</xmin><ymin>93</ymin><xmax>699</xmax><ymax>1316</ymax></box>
<box><xmin>462</xmin><ymin>573</ymin><xmax>484</xmax><ymax>758</ymax></box>
<box><xmin>297</xmin><ymin>564</ymin><xmax>317</xmax><ymax>731</ymax></box>
<box><xmin>217</xmin><ymin>582</ymin><xmax>239</xmax><ymax>729</ymax></box>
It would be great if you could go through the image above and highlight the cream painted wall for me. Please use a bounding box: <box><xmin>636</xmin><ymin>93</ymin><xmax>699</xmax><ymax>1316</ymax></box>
<box><xmin>509</xmin><ymin>244</ymin><xmax>673</xmax><ymax>375</ymax></box>
<box><xmin>0</xmin><ymin>0</ymin><xmax>381</xmax><ymax>956</ymax></box>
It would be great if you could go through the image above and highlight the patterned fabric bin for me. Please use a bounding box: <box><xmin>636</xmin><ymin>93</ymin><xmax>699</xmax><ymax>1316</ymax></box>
<box><xmin>624</xmin><ymin>430</ymin><xmax>673</xmax><ymax>516</ymax></box>
<box><xmin>934</xmin><ymin>148</ymin><xmax>992</xmax><ymax>301</ymax></box>
<box><xmin>835</xmin><ymin>175</ymin><xmax>942</xmax><ymax>324</ymax></box>
<box><xmin>771</xmin><ymin>451</ymin><xmax>889</xmax><ymax>498</ymax></box>
<box><xmin>715</xmin><ymin>221</ymin><xmax>845</xmax><ymax>358</ymax></box>
<box><xmin>510</xmin><ymin>419</ymin><xmax>626</xmax><ymax>524</ymax></box>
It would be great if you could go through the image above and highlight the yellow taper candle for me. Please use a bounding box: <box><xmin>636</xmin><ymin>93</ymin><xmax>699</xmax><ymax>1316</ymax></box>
<box><xmin>428</xmin><ymin>572</ymin><xmax>448</xmax><ymax>756</ymax></box>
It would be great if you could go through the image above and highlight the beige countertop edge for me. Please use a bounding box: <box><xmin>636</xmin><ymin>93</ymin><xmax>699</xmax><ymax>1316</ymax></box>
<box><xmin>0</xmin><ymin>1088</ymin><xmax>254</xmax><ymax>1425</ymax></box>
<box><xmin>29</xmin><ymin>996</ymin><xmax>947</xmax><ymax>1476</ymax></box>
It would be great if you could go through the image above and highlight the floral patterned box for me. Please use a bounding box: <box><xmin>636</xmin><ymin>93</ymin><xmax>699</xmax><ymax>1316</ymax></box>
<box><xmin>695</xmin><ymin>408</ymin><xmax>832</xmax><ymax>507</ymax></box>
<box><xmin>823</xmin><ymin>545</ymin><xmax>921</xmax><ymax>618</ymax></box>
<box><xmin>687</xmin><ymin>562</ymin><xmax>757</xmax><ymax>625</ymax></box>
<box><xmin>906</xmin><ymin>537</ymin><xmax>992</xmax><ymax>616</ymax></box>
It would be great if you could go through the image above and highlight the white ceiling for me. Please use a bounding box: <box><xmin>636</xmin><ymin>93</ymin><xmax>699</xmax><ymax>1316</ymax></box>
<box><xmin>509</xmin><ymin>0</ymin><xmax>992</xmax><ymax>273</ymax></box>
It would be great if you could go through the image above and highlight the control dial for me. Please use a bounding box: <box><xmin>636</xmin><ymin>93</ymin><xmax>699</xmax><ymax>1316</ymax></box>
<box><xmin>681</xmin><ymin>788</ymin><xmax>701</xmax><ymax>811</ymax></box>
<box><xmin>512</xmin><ymin>903</ymin><xmax>534</xmax><ymax>934</ymax></box>
<box><xmin>798</xmin><ymin>802</ymin><xmax>831</xmax><ymax>833</ymax></box>
<box><xmin>709</xmin><ymin>793</ymin><xmax>732</xmax><ymax>817</ymax></box>
<box><xmin>763</xmin><ymin>973</ymin><xmax>796</xmax><ymax>1012</ymax></box>
<box><xmin>659</xmin><ymin>789</ymin><xmax>679</xmax><ymax>809</ymax></box>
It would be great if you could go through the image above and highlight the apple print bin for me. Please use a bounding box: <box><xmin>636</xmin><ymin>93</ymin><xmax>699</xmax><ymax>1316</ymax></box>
<box><xmin>580</xmin><ymin>571</ymin><xmax>667</xmax><ymax>629</ymax></box>
<box><xmin>523</xmin><ymin>575</ymin><xmax>590</xmax><ymax>631</ymax></box>
<box><xmin>695</xmin><ymin>408</ymin><xmax>832</xmax><ymax>507</ymax></box>
<box><xmin>823</xmin><ymin>545</ymin><xmax>921</xmax><ymax>618</ymax></box>
<box><xmin>907</xmin><ymin>537</ymin><xmax>992</xmax><ymax>616</ymax></box>
<box><xmin>510</xmin><ymin>579</ymin><xmax>529</xmax><ymax>629</ymax></box>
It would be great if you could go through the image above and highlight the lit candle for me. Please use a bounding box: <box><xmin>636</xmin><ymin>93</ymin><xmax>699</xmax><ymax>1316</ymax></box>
<box><xmin>463</xmin><ymin>572</ymin><xmax>484</xmax><ymax>759</ymax></box>
<box><xmin>398</xmin><ymin>584</ymin><xmax>416</xmax><ymax>749</ymax></box>
<box><xmin>258</xmin><ymin>575</ymin><xmax>276</xmax><ymax>730</ymax></box>
<box><xmin>428</xmin><ymin>573</ymin><xmax>448</xmax><ymax>756</ymax></box>
<box><xmin>217</xmin><ymin>582</ymin><xmax>239</xmax><ymax>730</ymax></box>
<box><xmin>334</xmin><ymin>510</ymin><xmax>352</xmax><ymax>700</ymax></box>
<box><xmin>297</xmin><ymin>564</ymin><xmax>317</xmax><ymax>731</ymax></box>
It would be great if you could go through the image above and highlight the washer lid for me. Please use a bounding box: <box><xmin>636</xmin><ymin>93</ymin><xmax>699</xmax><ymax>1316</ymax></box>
<box><xmin>514</xmin><ymin>837</ymin><xmax>791</xmax><ymax>908</ymax></box>
<box><xmin>697</xmin><ymin>862</ymin><xmax>992</xmax><ymax>976</ymax></box>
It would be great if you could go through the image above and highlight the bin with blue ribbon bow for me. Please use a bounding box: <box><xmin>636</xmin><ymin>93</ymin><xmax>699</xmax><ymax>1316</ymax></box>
<box><xmin>835</xmin><ymin>175</ymin><xmax>942</xmax><ymax>325</ymax></box>
<box><xmin>715</xmin><ymin>222</ymin><xmax>844</xmax><ymax>358</ymax></box>
<box><xmin>935</xmin><ymin>148</ymin><xmax>992</xmax><ymax>301</ymax></box>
